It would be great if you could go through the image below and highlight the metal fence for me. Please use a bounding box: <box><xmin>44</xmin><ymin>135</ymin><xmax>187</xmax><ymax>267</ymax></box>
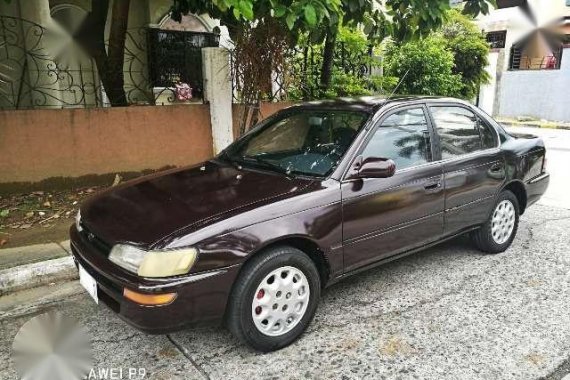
<box><xmin>230</xmin><ymin>39</ymin><xmax>373</xmax><ymax>103</ymax></box>
<box><xmin>0</xmin><ymin>16</ymin><xmax>219</xmax><ymax>110</ymax></box>
<box><xmin>292</xmin><ymin>42</ymin><xmax>374</xmax><ymax>100</ymax></box>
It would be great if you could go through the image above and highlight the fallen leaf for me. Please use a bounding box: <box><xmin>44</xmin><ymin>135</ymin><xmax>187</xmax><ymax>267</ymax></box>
<box><xmin>112</xmin><ymin>174</ymin><xmax>122</xmax><ymax>186</ymax></box>
<box><xmin>0</xmin><ymin>238</ymin><xmax>8</xmax><ymax>247</ymax></box>
<box><xmin>86</xmin><ymin>188</ymin><xmax>95</xmax><ymax>193</ymax></box>
<box><xmin>32</xmin><ymin>191</ymin><xmax>44</xmax><ymax>196</ymax></box>
<box><xmin>38</xmin><ymin>211</ymin><xmax>46</xmax><ymax>216</ymax></box>
<box><xmin>19</xmin><ymin>224</ymin><xmax>32</xmax><ymax>229</ymax></box>
<box><xmin>25</xmin><ymin>211</ymin><xmax>34</xmax><ymax>218</ymax></box>
<box><xmin>525</xmin><ymin>353</ymin><xmax>545</xmax><ymax>366</ymax></box>
<box><xmin>0</xmin><ymin>209</ymin><xmax>9</xmax><ymax>218</ymax></box>
<box><xmin>379</xmin><ymin>337</ymin><xmax>417</xmax><ymax>357</ymax></box>
<box><xmin>43</xmin><ymin>201</ymin><xmax>51</xmax><ymax>208</ymax></box>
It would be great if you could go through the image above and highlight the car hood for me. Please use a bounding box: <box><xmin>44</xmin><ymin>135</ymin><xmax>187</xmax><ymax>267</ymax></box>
<box><xmin>80</xmin><ymin>160</ymin><xmax>315</xmax><ymax>248</ymax></box>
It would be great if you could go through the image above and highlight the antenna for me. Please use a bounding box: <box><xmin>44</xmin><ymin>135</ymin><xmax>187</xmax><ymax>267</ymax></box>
<box><xmin>385</xmin><ymin>69</ymin><xmax>410</xmax><ymax>101</ymax></box>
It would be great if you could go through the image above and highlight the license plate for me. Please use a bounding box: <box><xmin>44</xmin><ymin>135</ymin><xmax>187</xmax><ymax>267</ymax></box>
<box><xmin>79</xmin><ymin>264</ymin><xmax>98</xmax><ymax>304</ymax></box>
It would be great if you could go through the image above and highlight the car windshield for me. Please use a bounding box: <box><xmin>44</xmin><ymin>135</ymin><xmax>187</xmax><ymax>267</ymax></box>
<box><xmin>222</xmin><ymin>110</ymin><xmax>370</xmax><ymax>177</ymax></box>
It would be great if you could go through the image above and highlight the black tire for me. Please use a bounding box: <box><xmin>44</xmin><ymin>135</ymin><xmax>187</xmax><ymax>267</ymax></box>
<box><xmin>226</xmin><ymin>246</ymin><xmax>321</xmax><ymax>352</ymax></box>
<box><xmin>471</xmin><ymin>190</ymin><xmax>520</xmax><ymax>254</ymax></box>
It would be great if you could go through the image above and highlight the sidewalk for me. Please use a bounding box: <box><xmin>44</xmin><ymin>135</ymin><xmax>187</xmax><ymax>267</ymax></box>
<box><xmin>0</xmin><ymin>241</ymin><xmax>77</xmax><ymax>296</ymax></box>
<box><xmin>496</xmin><ymin>117</ymin><xmax>570</xmax><ymax>130</ymax></box>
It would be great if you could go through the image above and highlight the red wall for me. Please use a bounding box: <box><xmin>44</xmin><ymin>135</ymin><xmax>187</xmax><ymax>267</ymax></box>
<box><xmin>0</xmin><ymin>105</ymin><xmax>213</xmax><ymax>183</ymax></box>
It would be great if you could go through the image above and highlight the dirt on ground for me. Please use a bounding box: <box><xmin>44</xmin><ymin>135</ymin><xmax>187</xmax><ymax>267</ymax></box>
<box><xmin>0</xmin><ymin>187</ymin><xmax>106</xmax><ymax>249</ymax></box>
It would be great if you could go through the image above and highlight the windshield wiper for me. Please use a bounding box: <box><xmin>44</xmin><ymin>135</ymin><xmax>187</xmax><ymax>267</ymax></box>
<box><xmin>241</xmin><ymin>156</ymin><xmax>295</xmax><ymax>178</ymax></box>
<box><xmin>220</xmin><ymin>151</ymin><xmax>243</xmax><ymax>170</ymax></box>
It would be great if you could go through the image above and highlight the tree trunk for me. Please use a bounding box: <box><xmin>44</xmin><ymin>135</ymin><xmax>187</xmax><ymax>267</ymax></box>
<box><xmin>103</xmin><ymin>0</ymin><xmax>130</xmax><ymax>106</ymax></box>
<box><xmin>75</xmin><ymin>0</ymin><xmax>130</xmax><ymax>107</ymax></box>
<box><xmin>319</xmin><ymin>28</ymin><xmax>337</xmax><ymax>94</ymax></box>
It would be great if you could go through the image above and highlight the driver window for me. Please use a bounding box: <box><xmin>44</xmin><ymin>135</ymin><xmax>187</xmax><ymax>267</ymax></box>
<box><xmin>362</xmin><ymin>107</ymin><xmax>432</xmax><ymax>171</ymax></box>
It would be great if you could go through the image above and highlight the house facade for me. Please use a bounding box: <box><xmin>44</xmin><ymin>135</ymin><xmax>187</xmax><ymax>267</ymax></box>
<box><xmin>476</xmin><ymin>0</ymin><xmax>570</xmax><ymax>121</ymax></box>
<box><xmin>0</xmin><ymin>0</ymin><xmax>231</xmax><ymax>109</ymax></box>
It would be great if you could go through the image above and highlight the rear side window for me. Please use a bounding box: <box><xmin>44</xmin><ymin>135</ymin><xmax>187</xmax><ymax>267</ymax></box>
<box><xmin>362</xmin><ymin>107</ymin><xmax>432</xmax><ymax>171</ymax></box>
<box><xmin>430</xmin><ymin>106</ymin><xmax>497</xmax><ymax>159</ymax></box>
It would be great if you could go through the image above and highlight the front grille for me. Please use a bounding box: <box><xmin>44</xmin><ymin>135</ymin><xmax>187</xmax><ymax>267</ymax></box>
<box><xmin>79</xmin><ymin>222</ymin><xmax>112</xmax><ymax>256</ymax></box>
<box><xmin>72</xmin><ymin>243</ymin><xmax>123</xmax><ymax>314</ymax></box>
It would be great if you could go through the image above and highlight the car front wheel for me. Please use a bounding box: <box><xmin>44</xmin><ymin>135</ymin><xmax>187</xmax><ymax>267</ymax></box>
<box><xmin>226</xmin><ymin>246</ymin><xmax>321</xmax><ymax>352</ymax></box>
<box><xmin>471</xmin><ymin>190</ymin><xmax>520</xmax><ymax>253</ymax></box>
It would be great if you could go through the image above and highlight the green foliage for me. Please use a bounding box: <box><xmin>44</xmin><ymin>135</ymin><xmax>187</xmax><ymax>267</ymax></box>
<box><xmin>368</xmin><ymin>75</ymin><xmax>399</xmax><ymax>93</ymax></box>
<box><xmin>171</xmin><ymin>0</ymin><xmax>343</xmax><ymax>37</ymax></box>
<box><xmin>287</xmin><ymin>26</ymin><xmax>385</xmax><ymax>100</ymax></box>
<box><xmin>170</xmin><ymin>0</ymin><xmax>495</xmax><ymax>102</ymax></box>
<box><xmin>171</xmin><ymin>0</ymin><xmax>495</xmax><ymax>43</ymax></box>
<box><xmin>324</xmin><ymin>73</ymin><xmax>372</xmax><ymax>98</ymax></box>
<box><xmin>384</xmin><ymin>36</ymin><xmax>463</xmax><ymax>97</ymax></box>
<box><xmin>323</xmin><ymin>74</ymin><xmax>399</xmax><ymax>98</ymax></box>
<box><xmin>439</xmin><ymin>9</ymin><xmax>490</xmax><ymax>99</ymax></box>
<box><xmin>382</xmin><ymin>9</ymin><xmax>491</xmax><ymax>99</ymax></box>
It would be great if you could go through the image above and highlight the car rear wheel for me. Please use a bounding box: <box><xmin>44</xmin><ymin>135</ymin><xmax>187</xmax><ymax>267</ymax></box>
<box><xmin>471</xmin><ymin>190</ymin><xmax>520</xmax><ymax>253</ymax></box>
<box><xmin>226</xmin><ymin>246</ymin><xmax>321</xmax><ymax>352</ymax></box>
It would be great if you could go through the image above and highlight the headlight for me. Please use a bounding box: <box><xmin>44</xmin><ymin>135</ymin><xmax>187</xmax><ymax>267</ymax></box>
<box><xmin>75</xmin><ymin>209</ymin><xmax>83</xmax><ymax>232</ymax></box>
<box><xmin>108</xmin><ymin>244</ymin><xmax>197</xmax><ymax>278</ymax></box>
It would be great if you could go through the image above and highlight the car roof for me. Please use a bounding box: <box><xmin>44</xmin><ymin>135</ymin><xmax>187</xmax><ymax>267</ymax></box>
<box><xmin>286</xmin><ymin>95</ymin><xmax>473</xmax><ymax>113</ymax></box>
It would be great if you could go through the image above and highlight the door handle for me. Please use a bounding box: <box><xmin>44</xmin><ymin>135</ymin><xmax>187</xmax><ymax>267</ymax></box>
<box><xmin>424</xmin><ymin>181</ymin><xmax>441</xmax><ymax>192</ymax></box>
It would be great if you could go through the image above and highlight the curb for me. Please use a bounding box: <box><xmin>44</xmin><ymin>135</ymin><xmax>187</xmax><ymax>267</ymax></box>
<box><xmin>0</xmin><ymin>256</ymin><xmax>78</xmax><ymax>296</ymax></box>
<box><xmin>498</xmin><ymin>120</ymin><xmax>570</xmax><ymax>130</ymax></box>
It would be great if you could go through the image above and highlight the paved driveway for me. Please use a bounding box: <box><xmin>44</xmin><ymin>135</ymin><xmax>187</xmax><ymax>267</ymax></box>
<box><xmin>2</xmin><ymin>204</ymin><xmax>570</xmax><ymax>380</ymax></box>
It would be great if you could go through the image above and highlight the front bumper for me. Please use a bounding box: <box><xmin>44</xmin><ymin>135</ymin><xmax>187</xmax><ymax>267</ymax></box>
<box><xmin>70</xmin><ymin>226</ymin><xmax>240</xmax><ymax>334</ymax></box>
<box><xmin>525</xmin><ymin>172</ymin><xmax>550</xmax><ymax>208</ymax></box>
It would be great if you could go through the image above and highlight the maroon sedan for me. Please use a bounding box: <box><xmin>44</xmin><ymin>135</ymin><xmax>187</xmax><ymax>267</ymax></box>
<box><xmin>71</xmin><ymin>96</ymin><xmax>549</xmax><ymax>351</ymax></box>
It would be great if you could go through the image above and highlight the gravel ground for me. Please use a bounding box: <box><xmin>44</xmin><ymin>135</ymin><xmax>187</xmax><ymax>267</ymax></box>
<box><xmin>1</xmin><ymin>204</ymin><xmax>570</xmax><ymax>380</ymax></box>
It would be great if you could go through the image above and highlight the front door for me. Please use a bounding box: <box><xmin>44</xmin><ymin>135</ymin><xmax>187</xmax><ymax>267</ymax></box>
<box><xmin>341</xmin><ymin>105</ymin><xmax>445</xmax><ymax>272</ymax></box>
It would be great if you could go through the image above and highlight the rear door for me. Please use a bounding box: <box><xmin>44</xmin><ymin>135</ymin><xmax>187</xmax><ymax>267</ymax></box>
<box><xmin>427</xmin><ymin>104</ymin><xmax>505</xmax><ymax>234</ymax></box>
<box><xmin>341</xmin><ymin>105</ymin><xmax>445</xmax><ymax>272</ymax></box>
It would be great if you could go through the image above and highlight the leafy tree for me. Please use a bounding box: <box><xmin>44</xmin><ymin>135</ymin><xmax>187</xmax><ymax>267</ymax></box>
<box><xmin>384</xmin><ymin>36</ymin><xmax>463</xmax><ymax>97</ymax></box>
<box><xmin>440</xmin><ymin>9</ymin><xmax>490</xmax><ymax>99</ymax></box>
<box><xmin>171</xmin><ymin>0</ymin><xmax>495</xmax><ymax>91</ymax></box>
<box><xmin>170</xmin><ymin>0</ymin><xmax>494</xmax><ymax>132</ymax></box>
<box><xmin>288</xmin><ymin>26</ymin><xmax>390</xmax><ymax>99</ymax></box>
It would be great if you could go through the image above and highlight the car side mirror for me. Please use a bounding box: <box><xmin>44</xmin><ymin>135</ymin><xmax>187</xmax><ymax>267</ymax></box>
<box><xmin>348</xmin><ymin>156</ymin><xmax>396</xmax><ymax>179</ymax></box>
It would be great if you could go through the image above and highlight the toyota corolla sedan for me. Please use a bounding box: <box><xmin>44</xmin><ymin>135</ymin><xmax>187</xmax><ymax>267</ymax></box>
<box><xmin>71</xmin><ymin>96</ymin><xmax>549</xmax><ymax>352</ymax></box>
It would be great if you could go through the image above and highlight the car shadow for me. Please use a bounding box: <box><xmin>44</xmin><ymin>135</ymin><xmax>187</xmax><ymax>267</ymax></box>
<box><xmin>166</xmin><ymin>233</ymin><xmax>485</xmax><ymax>359</ymax></box>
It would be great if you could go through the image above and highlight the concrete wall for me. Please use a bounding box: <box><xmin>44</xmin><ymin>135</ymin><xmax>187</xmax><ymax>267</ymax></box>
<box><xmin>479</xmin><ymin>50</ymin><xmax>501</xmax><ymax>116</ymax></box>
<box><xmin>0</xmin><ymin>101</ymin><xmax>295</xmax><ymax>186</ymax></box>
<box><xmin>498</xmin><ymin>48</ymin><xmax>570</xmax><ymax>122</ymax></box>
<box><xmin>0</xmin><ymin>105</ymin><xmax>213</xmax><ymax>183</ymax></box>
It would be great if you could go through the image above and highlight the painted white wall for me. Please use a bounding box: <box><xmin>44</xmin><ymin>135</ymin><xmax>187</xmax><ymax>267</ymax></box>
<box><xmin>479</xmin><ymin>50</ymin><xmax>500</xmax><ymax>115</ymax></box>
<box><xmin>202</xmin><ymin>47</ymin><xmax>234</xmax><ymax>154</ymax></box>
<box><xmin>498</xmin><ymin>48</ymin><xmax>570</xmax><ymax>122</ymax></box>
<box><xmin>476</xmin><ymin>0</ymin><xmax>570</xmax><ymax>120</ymax></box>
